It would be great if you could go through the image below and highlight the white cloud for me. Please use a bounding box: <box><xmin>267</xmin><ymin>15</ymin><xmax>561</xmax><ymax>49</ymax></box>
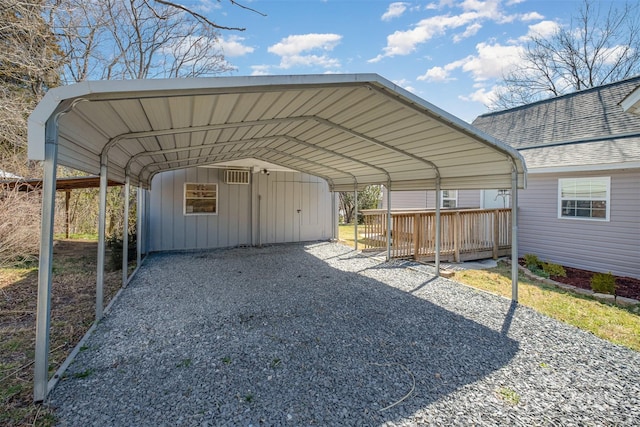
<box><xmin>267</xmin><ymin>33</ymin><xmax>342</xmax><ymax>70</ymax></box>
<box><xmin>268</xmin><ymin>33</ymin><xmax>341</xmax><ymax>56</ymax></box>
<box><xmin>195</xmin><ymin>0</ymin><xmax>222</xmax><ymax>13</ymax></box>
<box><xmin>519</xmin><ymin>11</ymin><xmax>544</xmax><ymax>22</ymax></box>
<box><xmin>279</xmin><ymin>54</ymin><xmax>341</xmax><ymax>69</ymax></box>
<box><xmin>418</xmin><ymin>66</ymin><xmax>453</xmax><ymax>82</ymax></box>
<box><xmin>382</xmin><ymin>2</ymin><xmax>409</xmax><ymax>21</ymax></box>
<box><xmin>453</xmin><ymin>23</ymin><xmax>482</xmax><ymax>42</ymax></box>
<box><xmin>250</xmin><ymin>65</ymin><xmax>271</xmax><ymax>76</ymax></box>
<box><xmin>419</xmin><ymin>42</ymin><xmax>522</xmax><ymax>82</ymax></box>
<box><xmin>460</xmin><ymin>42</ymin><xmax>522</xmax><ymax>80</ymax></box>
<box><xmin>219</xmin><ymin>35</ymin><xmax>254</xmax><ymax>57</ymax></box>
<box><xmin>525</xmin><ymin>20</ymin><xmax>559</xmax><ymax>39</ymax></box>
<box><xmin>459</xmin><ymin>85</ymin><xmax>500</xmax><ymax>106</ymax></box>
<box><xmin>369</xmin><ymin>0</ymin><xmax>520</xmax><ymax>62</ymax></box>
<box><xmin>369</xmin><ymin>12</ymin><xmax>482</xmax><ymax>62</ymax></box>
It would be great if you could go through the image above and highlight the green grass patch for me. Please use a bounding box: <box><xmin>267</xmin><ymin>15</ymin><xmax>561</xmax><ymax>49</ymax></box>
<box><xmin>54</xmin><ymin>233</ymin><xmax>98</xmax><ymax>241</ymax></box>
<box><xmin>497</xmin><ymin>386</ymin><xmax>521</xmax><ymax>405</ymax></box>
<box><xmin>73</xmin><ymin>369</ymin><xmax>93</xmax><ymax>379</ymax></box>
<box><xmin>176</xmin><ymin>358</ymin><xmax>192</xmax><ymax>368</ymax></box>
<box><xmin>455</xmin><ymin>262</ymin><xmax>640</xmax><ymax>351</ymax></box>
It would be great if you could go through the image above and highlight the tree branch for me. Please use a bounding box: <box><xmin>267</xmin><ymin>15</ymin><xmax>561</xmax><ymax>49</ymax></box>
<box><xmin>152</xmin><ymin>0</ymin><xmax>248</xmax><ymax>31</ymax></box>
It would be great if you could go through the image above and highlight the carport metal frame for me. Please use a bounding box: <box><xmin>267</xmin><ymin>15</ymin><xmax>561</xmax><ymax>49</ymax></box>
<box><xmin>29</xmin><ymin>74</ymin><xmax>526</xmax><ymax>402</ymax></box>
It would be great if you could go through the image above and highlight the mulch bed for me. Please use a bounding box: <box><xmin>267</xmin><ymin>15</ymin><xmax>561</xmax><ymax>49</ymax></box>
<box><xmin>519</xmin><ymin>259</ymin><xmax>640</xmax><ymax>300</ymax></box>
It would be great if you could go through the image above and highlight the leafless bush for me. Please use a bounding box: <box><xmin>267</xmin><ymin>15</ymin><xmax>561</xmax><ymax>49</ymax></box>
<box><xmin>0</xmin><ymin>187</ymin><xmax>41</xmax><ymax>267</ymax></box>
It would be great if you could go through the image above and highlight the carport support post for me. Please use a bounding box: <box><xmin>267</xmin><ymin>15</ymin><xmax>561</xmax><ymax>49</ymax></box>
<box><xmin>354</xmin><ymin>186</ymin><xmax>358</xmax><ymax>251</ymax></box>
<box><xmin>511</xmin><ymin>170</ymin><xmax>519</xmax><ymax>302</ymax></box>
<box><xmin>96</xmin><ymin>154</ymin><xmax>108</xmax><ymax>321</ymax></box>
<box><xmin>34</xmin><ymin>118</ymin><xmax>59</xmax><ymax>402</ymax></box>
<box><xmin>385</xmin><ymin>182</ymin><xmax>391</xmax><ymax>261</ymax></box>
<box><xmin>136</xmin><ymin>186</ymin><xmax>142</xmax><ymax>266</ymax></box>
<box><xmin>332</xmin><ymin>191</ymin><xmax>338</xmax><ymax>240</ymax></box>
<box><xmin>435</xmin><ymin>179</ymin><xmax>441</xmax><ymax>277</ymax></box>
<box><xmin>122</xmin><ymin>174</ymin><xmax>130</xmax><ymax>286</ymax></box>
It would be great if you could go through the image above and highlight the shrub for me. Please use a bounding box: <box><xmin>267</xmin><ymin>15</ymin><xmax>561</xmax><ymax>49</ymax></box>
<box><xmin>590</xmin><ymin>272</ymin><xmax>616</xmax><ymax>295</ymax></box>
<box><xmin>523</xmin><ymin>253</ymin><xmax>541</xmax><ymax>270</ymax></box>
<box><xmin>107</xmin><ymin>233</ymin><xmax>137</xmax><ymax>271</ymax></box>
<box><xmin>529</xmin><ymin>266</ymin><xmax>550</xmax><ymax>279</ymax></box>
<box><xmin>542</xmin><ymin>262</ymin><xmax>567</xmax><ymax>278</ymax></box>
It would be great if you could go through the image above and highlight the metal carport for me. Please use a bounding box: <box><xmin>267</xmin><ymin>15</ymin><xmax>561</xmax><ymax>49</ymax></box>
<box><xmin>28</xmin><ymin>73</ymin><xmax>526</xmax><ymax>401</ymax></box>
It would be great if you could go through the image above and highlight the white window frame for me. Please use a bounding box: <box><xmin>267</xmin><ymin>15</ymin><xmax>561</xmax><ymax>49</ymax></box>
<box><xmin>557</xmin><ymin>177</ymin><xmax>610</xmax><ymax>221</ymax></box>
<box><xmin>441</xmin><ymin>190</ymin><xmax>458</xmax><ymax>208</ymax></box>
<box><xmin>184</xmin><ymin>183</ymin><xmax>218</xmax><ymax>216</ymax></box>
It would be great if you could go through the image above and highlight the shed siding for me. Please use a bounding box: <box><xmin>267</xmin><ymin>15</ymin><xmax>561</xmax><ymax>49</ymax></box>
<box><xmin>518</xmin><ymin>170</ymin><xmax>640</xmax><ymax>279</ymax></box>
<box><xmin>150</xmin><ymin>167</ymin><xmax>332</xmax><ymax>252</ymax></box>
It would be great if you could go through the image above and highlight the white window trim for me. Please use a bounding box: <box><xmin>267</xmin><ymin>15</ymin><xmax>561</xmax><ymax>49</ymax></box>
<box><xmin>441</xmin><ymin>189</ymin><xmax>458</xmax><ymax>208</ymax></box>
<box><xmin>557</xmin><ymin>176</ymin><xmax>610</xmax><ymax>222</ymax></box>
<box><xmin>184</xmin><ymin>182</ymin><xmax>218</xmax><ymax>216</ymax></box>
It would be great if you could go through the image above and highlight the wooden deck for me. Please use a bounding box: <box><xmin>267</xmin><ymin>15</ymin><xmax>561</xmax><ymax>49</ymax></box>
<box><xmin>360</xmin><ymin>208</ymin><xmax>512</xmax><ymax>262</ymax></box>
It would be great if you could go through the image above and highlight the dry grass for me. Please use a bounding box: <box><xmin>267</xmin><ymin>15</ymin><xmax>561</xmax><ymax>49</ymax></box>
<box><xmin>0</xmin><ymin>240</ymin><xmax>121</xmax><ymax>426</ymax></box>
<box><xmin>0</xmin><ymin>188</ymin><xmax>41</xmax><ymax>267</ymax></box>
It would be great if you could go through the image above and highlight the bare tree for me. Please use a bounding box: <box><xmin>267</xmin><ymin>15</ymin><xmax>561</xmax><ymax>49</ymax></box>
<box><xmin>494</xmin><ymin>0</ymin><xmax>640</xmax><ymax>109</ymax></box>
<box><xmin>50</xmin><ymin>0</ymin><xmax>263</xmax><ymax>82</ymax></box>
<box><xmin>0</xmin><ymin>0</ymin><xmax>62</xmax><ymax>178</ymax></box>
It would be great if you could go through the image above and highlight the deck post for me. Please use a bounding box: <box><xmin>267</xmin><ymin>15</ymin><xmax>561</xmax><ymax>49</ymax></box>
<box><xmin>435</xmin><ymin>179</ymin><xmax>441</xmax><ymax>276</ymax></box>
<box><xmin>413</xmin><ymin>213</ymin><xmax>420</xmax><ymax>259</ymax></box>
<box><xmin>492</xmin><ymin>210</ymin><xmax>499</xmax><ymax>259</ymax></box>
<box><xmin>33</xmin><ymin>117</ymin><xmax>59</xmax><ymax>402</ymax></box>
<box><xmin>511</xmin><ymin>170</ymin><xmax>519</xmax><ymax>302</ymax></box>
<box><xmin>122</xmin><ymin>174</ymin><xmax>130</xmax><ymax>286</ymax></box>
<box><xmin>354</xmin><ymin>186</ymin><xmax>358</xmax><ymax>250</ymax></box>
<box><xmin>453</xmin><ymin>211</ymin><xmax>460</xmax><ymax>262</ymax></box>
<box><xmin>385</xmin><ymin>182</ymin><xmax>391</xmax><ymax>261</ymax></box>
<box><xmin>96</xmin><ymin>154</ymin><xmax>108</xmax><ymax>321</ymax></box>
<box><xmin>64</xmin><ymin>190</ymin><xmax>71</xmax><ymax>238</ymax></box>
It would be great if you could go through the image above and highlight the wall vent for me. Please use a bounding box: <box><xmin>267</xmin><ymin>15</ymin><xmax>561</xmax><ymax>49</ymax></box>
<box><xmin>224</xmin><ymin>169</ymin><xmax>250</xmax><ymax>184</ymax></box>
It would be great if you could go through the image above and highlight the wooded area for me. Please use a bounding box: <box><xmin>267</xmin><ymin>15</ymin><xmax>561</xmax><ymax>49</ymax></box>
<box><xmin>0</xmin><ymin>0</ymin><xmax>258</xmax><ymax>267</ymax></box>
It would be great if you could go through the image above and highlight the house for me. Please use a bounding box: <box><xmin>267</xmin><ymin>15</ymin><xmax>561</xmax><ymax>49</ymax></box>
<box><xmin>384</xmin><ymin>76</ymin><xmax>640</xmax><ymax>279</ymax></box>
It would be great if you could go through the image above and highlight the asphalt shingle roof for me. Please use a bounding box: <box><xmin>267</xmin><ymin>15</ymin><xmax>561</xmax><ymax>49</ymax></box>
<box><xmin>472</xmin><ymin>76</ymin><xmax>640</xmax><ymax>169</ymax></box>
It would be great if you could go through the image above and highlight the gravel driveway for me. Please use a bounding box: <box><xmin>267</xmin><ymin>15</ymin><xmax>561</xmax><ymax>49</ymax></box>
<box><xmin>50</xmin><ymin>242</ymin><xmax>640</xmax><ymax>426</ymax></box>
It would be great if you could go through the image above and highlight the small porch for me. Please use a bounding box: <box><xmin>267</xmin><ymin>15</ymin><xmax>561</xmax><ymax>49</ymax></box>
<box><xmin>359</xmin><ymin>208</ymin><xmax>512</xmax><ymax>262</ymax></box>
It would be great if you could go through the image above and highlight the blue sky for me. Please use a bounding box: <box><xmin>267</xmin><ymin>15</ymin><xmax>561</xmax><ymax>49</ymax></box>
<box><xmin>188</xmin><ymin>0</ymin><xmax>599</xmax><ymax>122</ymax></box>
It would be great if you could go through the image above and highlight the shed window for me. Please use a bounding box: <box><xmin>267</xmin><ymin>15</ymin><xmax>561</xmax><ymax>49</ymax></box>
<box><xmin>558</xmin><ymin>177</ymin><xmax>609</xmax><ymax>221</ymax></box>
<box><xmin>184</xmin><ymin>183</ymin><xmax>217</xmax><ymax>215</ymax></box>
<box><xmin>441</xmin><ymin>190</ymin><xmax>458</xmax><ymax>208</ymax></box>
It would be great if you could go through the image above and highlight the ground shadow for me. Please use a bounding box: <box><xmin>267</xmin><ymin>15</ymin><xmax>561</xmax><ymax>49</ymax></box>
<box><xmin>50</xmin><ymin>242</ymin><xmax>519</xmax><ymax>426</ymax></box>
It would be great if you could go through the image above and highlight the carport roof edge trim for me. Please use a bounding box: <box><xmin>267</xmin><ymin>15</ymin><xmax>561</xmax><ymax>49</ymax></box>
<box><xmin>28</xmin><ymin>73</ymin><xmax>526</xmax><ymax>189</ymax></box>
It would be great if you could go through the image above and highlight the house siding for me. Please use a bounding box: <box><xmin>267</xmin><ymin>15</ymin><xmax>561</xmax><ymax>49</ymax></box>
<box><xmin>382</xmin><ymin>189</ymin><xmax>480</xmax><ymax>209</ymax></box>
<box><xmin>149</xmin><ymin>168</ymin><xmax>332</xmax><ymax>252</ymax></box>
<box><xmin>518</xmin><ymin>170</ymin><xmax>640</xmax><ymax>279</ymax></box>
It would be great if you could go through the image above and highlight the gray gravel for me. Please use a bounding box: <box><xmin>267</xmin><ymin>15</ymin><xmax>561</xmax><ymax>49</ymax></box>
<box><xmin>50</xmin><ymin>242</ymin><xmax>640</xmax><ymax>426</ymax></box>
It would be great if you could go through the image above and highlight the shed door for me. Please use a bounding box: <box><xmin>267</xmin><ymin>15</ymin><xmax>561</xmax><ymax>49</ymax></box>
<box><xmin>269</xmin><ymin>181</ymin><xmax>326</xmax><ymax>243</ymax></box>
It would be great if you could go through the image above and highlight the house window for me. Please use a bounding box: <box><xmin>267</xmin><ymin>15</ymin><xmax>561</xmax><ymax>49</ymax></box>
<box><xmin>184</xmin><ymin>183</ymin><xmax>217</xmax><ymax>215</ymax></box>
<box><xmin>441</xmin><ymin>190</ymin><xmax>458</xmax><ymax>208</ymax></box>
<box><xmin>558</xmin><ymin>177</ymin><xmax>610</xmax><ymax>221</ymax></box>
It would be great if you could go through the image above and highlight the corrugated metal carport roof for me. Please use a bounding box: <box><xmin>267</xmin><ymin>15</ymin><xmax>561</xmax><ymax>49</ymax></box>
<box><xmin>29</xmin><ymin>74</ymin><xmax>526</xmax><ymax>191</ymax></box>
<box><xmin>28</xmin><ymin>73</ymin><xmax>527</xmax><ymax>403</ymax></box>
